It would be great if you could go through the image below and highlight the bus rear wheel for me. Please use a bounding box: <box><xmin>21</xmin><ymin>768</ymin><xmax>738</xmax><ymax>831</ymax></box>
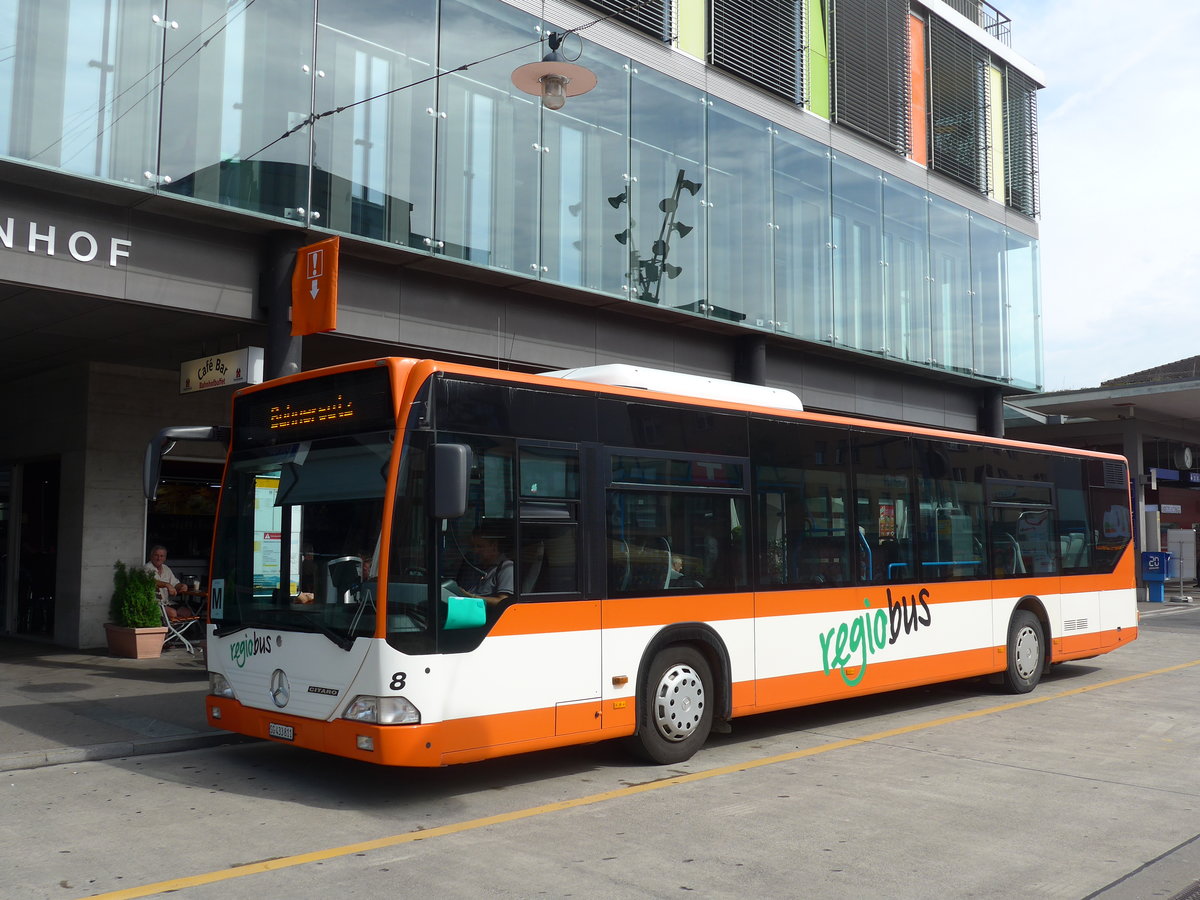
<box><xmin>633</xmin><ymin>646</ymin><xmax>713</xmax><ymax>764</ymax></box>
<box><xmin>1003</xmin><ymin>610</ymin><xmax>1045</xmax><ymax>694</ymax></box>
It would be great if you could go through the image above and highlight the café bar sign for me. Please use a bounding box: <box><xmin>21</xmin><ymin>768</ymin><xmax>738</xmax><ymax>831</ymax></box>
<box><xmin>180</xmin><ymin>347</ymin><xmax>264</xmax><ymax>394</ymax></box>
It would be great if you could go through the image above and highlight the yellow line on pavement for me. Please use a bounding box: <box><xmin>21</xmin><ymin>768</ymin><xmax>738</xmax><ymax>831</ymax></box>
<box><xmin>84</xmin><ymin>658</ymin><xmax>1200</xmax><ymax>900</ymax></box>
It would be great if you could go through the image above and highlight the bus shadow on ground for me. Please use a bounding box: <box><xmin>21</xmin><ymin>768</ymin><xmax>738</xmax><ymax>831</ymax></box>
<box><xmin>703</xmin><ymin>661</ymin><xmax>1104</xmax><ymax>752</ymax></box>
<box><xmin>107</xmin><ymin>661</ymin><xmax>1105</xmax><ymax>819</ymax></box>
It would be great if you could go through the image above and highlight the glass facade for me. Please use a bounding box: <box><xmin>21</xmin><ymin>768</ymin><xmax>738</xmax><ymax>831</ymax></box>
<box><xmin>0</xmin><ymin>0</ymin><xmax>1042</xmax><ymax>390</ymax></box>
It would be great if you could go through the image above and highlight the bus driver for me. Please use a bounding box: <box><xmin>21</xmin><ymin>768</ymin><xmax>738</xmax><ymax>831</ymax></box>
<box><xmin>461</xmin><ymin>531</ymin><xmax>514</xmax><ymax>606</ymax></box>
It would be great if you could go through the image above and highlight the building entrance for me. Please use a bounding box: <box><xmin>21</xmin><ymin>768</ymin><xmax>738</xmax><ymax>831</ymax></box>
<box><xmin>146</xmin><ymin>459</ymin><xmax>222</xmax><ymax>588</ymax></box>
<box><xmin>11</xmin><ymin>460</ymin><xmax>60</xmax><ymax>638</ymax></box>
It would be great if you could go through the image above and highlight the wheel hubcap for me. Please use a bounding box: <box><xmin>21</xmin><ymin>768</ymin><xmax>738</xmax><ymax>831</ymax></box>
<box><xmin>1014</xmin><ymin>625</ymin><xmax>1040</xmax><ymax>679</ymax></box>
<box><xmin>652</xmin><ymin>663</ymin><xmax>705</xmax><ymax>742</ymax></box>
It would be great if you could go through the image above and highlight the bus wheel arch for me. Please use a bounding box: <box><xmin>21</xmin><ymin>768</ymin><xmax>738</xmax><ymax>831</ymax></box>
<box><xmin>1004</xmin><ymin>599</ymin><xmax>1049</xmax><ymax>694</ymax></box>
<box><xmin>629</xmin><ymin>625</ymin><xmax>731</xmax><ymax>764</ymax></box>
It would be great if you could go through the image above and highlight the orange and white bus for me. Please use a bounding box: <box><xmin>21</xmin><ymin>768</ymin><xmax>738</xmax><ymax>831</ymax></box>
<box><xmin>149</xmin><ymin>357</ymin><xmax>1137</xmax><ymax>767</ymax></box>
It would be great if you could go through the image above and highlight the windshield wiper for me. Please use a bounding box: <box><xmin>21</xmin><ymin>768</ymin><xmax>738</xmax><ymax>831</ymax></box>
<box><xmin>214</xmin><ymin>608</ymin><xmax>356</xmax><ymax>651</ymax></box>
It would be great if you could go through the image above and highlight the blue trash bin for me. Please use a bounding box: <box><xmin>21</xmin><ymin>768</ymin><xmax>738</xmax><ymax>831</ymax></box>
<box><xmin>1141</xmin><ymin>551</ymin><xmax>1172</xmax><ymax>603</ymax></box>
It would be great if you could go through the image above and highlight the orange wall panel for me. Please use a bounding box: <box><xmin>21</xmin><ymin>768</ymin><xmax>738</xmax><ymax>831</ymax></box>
<box><xmin>908</xmin><ymin>15</ymin><xmax>928</xmax><ymax>166</ymax></box>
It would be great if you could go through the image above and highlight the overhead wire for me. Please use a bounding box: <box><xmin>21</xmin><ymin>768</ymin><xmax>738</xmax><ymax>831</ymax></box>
<box><xmin>242</xmin><ymin>0</ymin><xmax>654</xmax><ymax>163</ymax></box>
<box><xmin>35</xmin><ymin>0</ymin><xmax>259</xmax><ymax>169</ymax></box>
<box><xmin>23</xmin><ymin>0</ymin><xmax>653</xmax><ymax>177</ymax></box>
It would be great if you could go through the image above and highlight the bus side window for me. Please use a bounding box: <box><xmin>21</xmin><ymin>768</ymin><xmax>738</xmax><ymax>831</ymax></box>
<box><xmin>517</xmin><ymin>446</ymin><xmax>581</xmax><ymax>597</ymax></box>
<box><xmin>851</xmin><ymin>432</ymin><xmax>916</xmax><ymax>585</ymax></box>
<box><xmin>914</xmin><ymin>440</ymin><xmax>987</xmax><ymax>581</ymax></box>
<box><xmin>1054</xmin><ymin>461</ymin><xmax>1091</xmax><ymax>573</ymax></box>
<box><xmin>751</xmin><ymin>418</ymin><xmax>852</xmax><ymax>589</ymax></box>
<box><xmin>606</xmin><ymin>490</ymin><xmax>748</xmax><ymax>595</ymax></box>
<box><xmin>1087</xmin><ymin>459</ymin><xmax>1132</xmax><ymax>573</ymax></box>
<box><xmin>518</xmin><ymin>518</ymin><xmax>579</xmax><ymax>595</ymax></box>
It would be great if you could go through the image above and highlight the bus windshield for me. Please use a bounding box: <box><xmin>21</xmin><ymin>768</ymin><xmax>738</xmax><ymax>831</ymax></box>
<box><xmin>210</xmin><ymin>432</ymin><xmax>391</xmax><ymax>647</ymax></box>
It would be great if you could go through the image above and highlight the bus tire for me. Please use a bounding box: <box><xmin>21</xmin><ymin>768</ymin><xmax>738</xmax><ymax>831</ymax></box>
<box><xmin>1003</xmin><ymin>610</ymin><xmax>1044</xmax><ymax>694</ymax></box>
<box><xmin>633</xmin><ymin>646</ymin><xmax>713</xmax><ymax>764</ymax></box>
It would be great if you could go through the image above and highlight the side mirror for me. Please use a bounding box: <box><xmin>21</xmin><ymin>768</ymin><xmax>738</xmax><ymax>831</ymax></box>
<box><xmin>144</xmin><ymin>425</ymin><xmax>230</xmax><ymax>500</ymax></box>
<box><xmin>430</xmin><ymin>443</ymin><xmax>471</xmax><ymax>519</ymax></box>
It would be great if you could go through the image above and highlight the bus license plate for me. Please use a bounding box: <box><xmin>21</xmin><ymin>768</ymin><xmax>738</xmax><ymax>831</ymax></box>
<box><xmin>268</xmin><ymin>723</ymin><xmax>294</xmax><ymax>741</ymax></box>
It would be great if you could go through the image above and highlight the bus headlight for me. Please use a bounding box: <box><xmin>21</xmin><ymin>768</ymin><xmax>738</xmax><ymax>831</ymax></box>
<box><xmin>343</xmin><ymin>695</ymin><xmax>421</xmax><ymax>725</ymax></box>
<box><xmin>209</xmin><ymin>673</ymin><xmax>235</xmax><ymax>699</ymax></box>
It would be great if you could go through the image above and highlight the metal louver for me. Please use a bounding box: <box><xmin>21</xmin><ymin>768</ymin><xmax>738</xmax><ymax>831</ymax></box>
<box><xmin>928</xmin><ymin>15</ymin><xmax>990</xmax><ymax>193</ymax></box>
<box><xmin>1102</xmin><ymin>460</ymin><xmax>1126</xmax><ymax>489</ymax></box>
<box><xmin>830</xmin><ymin>0</ymin><xmax>909</xmax><ymax>153</ymax></box>
<box><xmin>575</xmin><ymin>0</ymin><xmax>674</xmax><ymax>42</ymax></box>
<box><xmin>711</xmin><ymin>0</ymin><xmax>803</xmax><ymax>104</ymax></box>
<box><xmin>1004</xmin><ymin>66</ymin><xmax>1040</xmax><ymax>217</ymax></box>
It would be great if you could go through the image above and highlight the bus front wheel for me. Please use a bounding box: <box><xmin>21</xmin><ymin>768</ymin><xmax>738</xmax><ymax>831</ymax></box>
<box><xmin>1003</xmin><ymin>610</ymin><xmax>1045</xmax><ymax>694</ymax></box>
<box><xmin>633</xmin><ymin>646</ymin><xmax>713</xmax><ymax>764</ymax></box>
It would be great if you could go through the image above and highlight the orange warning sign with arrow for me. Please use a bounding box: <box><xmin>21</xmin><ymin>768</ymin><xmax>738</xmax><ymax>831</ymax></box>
<box><xmin>291</xmin><ymin>235</ymin><xmax>339</xmax><ymax>336</ymax></box>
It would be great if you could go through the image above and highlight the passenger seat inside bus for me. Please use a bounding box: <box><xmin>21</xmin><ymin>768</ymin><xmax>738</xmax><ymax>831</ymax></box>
<box><xmin>520</xmin><ymin>541</ymin><xmax>544</xmax><ymax>594</ymax></box>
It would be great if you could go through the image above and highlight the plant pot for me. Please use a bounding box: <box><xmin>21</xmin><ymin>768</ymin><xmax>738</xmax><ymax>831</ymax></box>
<box><xmin>104</xmin><ymin>623</ymin><xmax>168</xmax><ymax>659</ymax></box>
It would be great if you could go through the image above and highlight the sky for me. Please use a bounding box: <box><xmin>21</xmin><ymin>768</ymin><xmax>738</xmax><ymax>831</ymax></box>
<box><xmin>999</xmin><ymin>0</ymin><xmax>1200</xmax><ymax>391</ymax></box>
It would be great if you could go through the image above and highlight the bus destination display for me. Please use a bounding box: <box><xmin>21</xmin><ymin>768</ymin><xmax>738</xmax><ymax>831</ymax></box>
<box><xmin>234</xmin><ymin>367</ymin><xmax>395</xmax><ymax>448</ymax></box>
<box><xmin>269</xmin><ymin>395</ymin><xmax>356</xmax><ymax>432</ymax></box>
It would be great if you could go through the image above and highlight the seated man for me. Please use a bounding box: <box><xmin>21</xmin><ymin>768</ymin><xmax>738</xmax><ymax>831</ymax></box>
<box><xmin>459</xmin><ymin>530</ymin><xmax>514</xmax><ymax>606</ymax></box>
<box><xmin>145</xmin><ymin>545</ymin><xmax>192</xmax><ymax>620</ymax></box>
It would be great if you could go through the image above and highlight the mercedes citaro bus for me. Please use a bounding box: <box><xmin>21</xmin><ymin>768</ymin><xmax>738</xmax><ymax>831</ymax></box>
<box><xmin>145</xmin><ymin>357</ymin><xmax>1137</xmax><ymax>766</ymax></box>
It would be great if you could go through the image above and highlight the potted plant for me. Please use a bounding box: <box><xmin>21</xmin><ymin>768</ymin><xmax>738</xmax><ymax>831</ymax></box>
<box><xmin>104</xmin><ymin>561</ymin><xmax>168</xmax><ymax>659</ymax></box>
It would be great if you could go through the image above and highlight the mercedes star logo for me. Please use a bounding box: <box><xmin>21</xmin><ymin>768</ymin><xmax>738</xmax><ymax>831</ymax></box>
<box><xmin>270</xmin><ymin>668</ymin><xmax>290</xmax><ymax>708</ymax></box>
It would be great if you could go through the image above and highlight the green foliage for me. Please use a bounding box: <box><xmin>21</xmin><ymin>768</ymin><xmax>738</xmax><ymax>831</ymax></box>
<box><xmin>110</xmin><ymin>561</ymin><xmax>162</xmax><ymax>629</ymax></box>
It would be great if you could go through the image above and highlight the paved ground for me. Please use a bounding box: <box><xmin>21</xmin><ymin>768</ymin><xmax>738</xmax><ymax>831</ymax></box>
<box><xmin>5</xmin><ymin>601</ymin><xmax>1200</xmax><ymax>900</ymax></box>
<box><xmin>0</xmin><ymin>598</ymin><xmax>1192</xmax><ymax>773</ymax></box>
<box><xmin>0</xmin><ymin>636</ymin><xmax>247</xmax><ymax>772</ymax></box>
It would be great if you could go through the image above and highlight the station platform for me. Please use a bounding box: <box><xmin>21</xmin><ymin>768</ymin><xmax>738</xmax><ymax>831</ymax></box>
<box><xmin>0</xmin><ymin>636</ymin><xmax>247</xmax><ymax>772</ymax></box>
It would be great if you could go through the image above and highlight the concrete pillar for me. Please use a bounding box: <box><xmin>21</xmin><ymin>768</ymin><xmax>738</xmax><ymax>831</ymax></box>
<box><xmin>978</xmin><ymin>387</ymin><xmax>1004</xmax><ymax>438</ymax></box>
<box><xmin>734</xmin><ymin>334</ymin><xmax>767</xmax><ymax>386</ymax></box>
<box><xmin>262</xmin><ymin>231</ymin><xmax>306</xmax><ymax>381</ymax></box>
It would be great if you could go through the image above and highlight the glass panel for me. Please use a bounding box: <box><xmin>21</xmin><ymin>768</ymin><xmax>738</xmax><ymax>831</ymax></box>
<box><xmin>927</xmin><ymin>195</ymin><xmax>972</xmax><ymax>373</ymax></box>
<box><xmin>517</xmin><ymin>520</ymin><xmax>578</xmax><ymax>594</ymax></box>
<box><xmin>628</xmin><ymin>65</ymin><xmax>704</xmax><ymax>311</ymax></box>
<box><xmin>915</xmin><ymin>439</ymin><xmax>985</xmax><ymax>580</ymax></box>
<box><xmin>751</xmin><ymin>418</ymin><xmax>852</xmax><ymax>588</ymax></box>
<box><xmin>772</xmin><ymin>125</ymin><xmax>831</xmax><ymax>340</ymax></box>
<box><xmin>882</xmin><ymin>177</ymin><xmax>929</xmax><ymax>365</ymax></box>
<box><xmin>991</xmin><ymin>506</ymin><xmax>1058</xmax><ymax>576</ymax></box>
<box><xmin>211</xmin><ymin>434</ymin><xmax>390</xmax><ymax>642</ymax></box>
<box><xmin>539</xmin><ymin>39</ymin><xmax>629</xmax><ymax>294</ymax></box>
<box><xmin>438</xmin><ymin>433</ymin><xmax>515</xmax><ymax>590</ymax></box>
<box><xmin>611</xmin><ymin>454</ymin><xmax>745</xmax><ymax>489</ymax></box>
<box><xmin>386</xmin><ymin>429</ymin><xmax>434</xmax><ymax>654</ymax></box>
<box><xmin>970</xmin><ymin>214</ymin><xmax>1008</xmax><ymax>380</ymax></box>
<box><xmin>1006</xmin><ymin>230</ymin><xmax>1041</xmax><ymax>390</ymax></box>
<box><xmin>988</xmin><ymin>481</ymin><xmax>1052</xmax><ymax>506</ymax></box>
<box><xmin>0</xmin><ymin>3</ymin><xmax>14</xmax><ymax>156</ymax></box>
<box><xmin>161</xmin><ymin>0</ymin><xmax>315</xmax><ymax>219</ymax></box>
<box><xmin>852</xmin><ymin>432</ymin><xmax>916</xmax><ymax>584</ymax></box>
<box><xmin>831</xmin><ymin>153</ymin><xmax>882</xmax><ymax>352</ymax></box>
<box><xmin>520</xmin><ymin>447</ymin><xmax>580</xmax><ymax>498</ymax></box>
<box><xmin>706</xmin><ymin>97</ymin><xmax>772</xmax><ymax>326</ymax></box>
<box><xmin>1</xmin><ymin>0</ymin><xmax>158</xmax><ymax>183</ymax></box>
<box><xmin>608</xmin><ymin>491</ymin><xmax>747</xmax><ymax>594</ymax></box>
<box><xmin>313</xmin><ymin>0</ymin><xmax>437</xmax><ymax>248</ymax></box>
<box><xmin>435</xmin><ymin>0</ymin><xmax>539</xmax><ymax>271</ymax></box>
<box><xmin>1087</xmin><ymin>459</ymin><xmax>1131</xmax><ymax>574</ymax></box>
<box><xmin>597</xmin><ymin>399</ymin><xmax>748</xmax><ymax>456</ymax></box>
<box><xmin>1054</xmin><ymin>459</ymin><xmax>1090</xmax><ymax>575</ymax></box>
